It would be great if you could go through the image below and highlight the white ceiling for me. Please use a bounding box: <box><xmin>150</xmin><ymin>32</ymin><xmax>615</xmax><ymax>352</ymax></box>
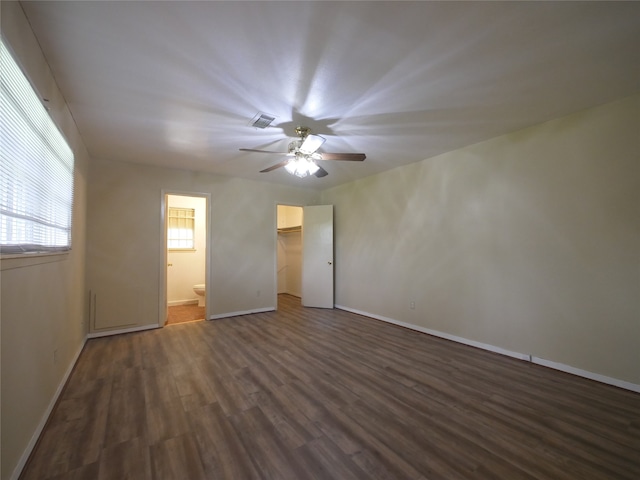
<box><xmin>21</xmin><ymin>1</ymin><xmax>640</xmax><ymax>189</ymax></box>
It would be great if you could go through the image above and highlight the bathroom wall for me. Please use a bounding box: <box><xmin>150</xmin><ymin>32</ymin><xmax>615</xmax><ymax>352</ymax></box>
<box><xmin>1</xmin><ymin>3</ymin><xmax>90</xmax><ymax>479</ymax></box>
<box><xmin>167</xmin><ymin>195</ymin><xmax>206</xmax><ymax>305</ymax></box>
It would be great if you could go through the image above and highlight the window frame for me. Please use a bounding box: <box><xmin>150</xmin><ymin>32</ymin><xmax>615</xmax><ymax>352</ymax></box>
<box><xmin>167</xmin><ymin>206</ymin><xmax>196</xmax><ymax>251</ymax></box>
<box><xmin>0</xmin><ymin>39</ymin><xmax>75</xmax><ymax>259</ymax></box>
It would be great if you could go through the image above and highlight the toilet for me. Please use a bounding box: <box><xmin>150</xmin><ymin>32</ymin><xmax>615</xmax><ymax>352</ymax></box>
<box><xmin>193</xmin><ymin>284</ymin><xmax>205</xmax><ymax>307</ymax></box>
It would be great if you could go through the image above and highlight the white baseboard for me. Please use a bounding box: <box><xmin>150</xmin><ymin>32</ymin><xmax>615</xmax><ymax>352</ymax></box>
<box><xmin>87</xmin><ymin>323</ymin><xmax>159</xmax><ymax>338</ymax></box>
<box><xmin>531</xmin><ymin>357</ymin><xmax>640</xmax><ymax>393</ymax></box>
<box><xmin>11</xmin><ymin>337</ymin><xmax>87</xmax><ymax>480</ymax></box>
<box><xmin>210</xmin><ymin>306</ymin><xmax>275</xmax><ymax>320</ymax></box>
<box><xmin>335</xmin><ymin>305</ymin><xmax>640</xmax><ymax>393</ymax></box>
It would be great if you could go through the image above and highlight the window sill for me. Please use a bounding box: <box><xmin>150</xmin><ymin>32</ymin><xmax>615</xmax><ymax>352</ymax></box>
<box><xmin>0</xmin><ymin>251</ymin><xmax>69</xmax><ymax>271</ymax></box>
<box><xmin>168</xmin><ymin>248</ymin><xmax>197</xmax><ymax>253</ymax></box>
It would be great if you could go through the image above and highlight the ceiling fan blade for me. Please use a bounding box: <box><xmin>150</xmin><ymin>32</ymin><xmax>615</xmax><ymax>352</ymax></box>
<box><xmin>299</xmin><ymin>134</ymin><xmax>326</xmax><ymax>154</ymax></box>
<box><xmin>240</xmin><ymin>148</ymin><xmax>287</xmax><ymax>155</ymax></box>
<box><xmin>313</xmin><ymin>165</ymin><xmax>329</xmax><ymax>178</ymax></box>
<box><xmin>320</xmin><ymin>152</ymin><xmax>366</xmax><ymax>161</ymax></box>
<box><xmin>260</xmin><ymin>160</ymin><xmax>290</xmax><ymax>173</ymax></box>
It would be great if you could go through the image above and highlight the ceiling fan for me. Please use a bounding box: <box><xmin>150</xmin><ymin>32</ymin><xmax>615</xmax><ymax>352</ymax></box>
<box><xmin>239</xmin><ymin>126</ymin><xmax>366</xmax><ymax>178</ymax></box>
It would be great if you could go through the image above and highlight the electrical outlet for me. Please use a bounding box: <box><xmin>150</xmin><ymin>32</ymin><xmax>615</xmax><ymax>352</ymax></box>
<box><xmin>53</xmin><ymin>349</ymin><xmax>58</xmax><ymax>364</ymax></box>
<box><xmin>257</xmin><ymin>290</ymin><xmax>261</xmax><ymax>298</ymax></box>
<box><xmin>410</xmin><ymin>301</ymin><xmax>415</xmax><ymax>310</ymax></box>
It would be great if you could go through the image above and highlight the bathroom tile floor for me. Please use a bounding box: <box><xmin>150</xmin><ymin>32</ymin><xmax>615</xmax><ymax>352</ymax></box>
<box><xmin>166</xmin><ymin>304</ymin><xmax>205</xmax><ymax>325</ymax></box>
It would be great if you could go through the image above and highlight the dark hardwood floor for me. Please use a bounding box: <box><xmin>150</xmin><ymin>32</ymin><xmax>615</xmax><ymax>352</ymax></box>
<box><xmin>21</xmin><ymin>294</ymin><xmax>640</xmax><ymax>479</ymax></box>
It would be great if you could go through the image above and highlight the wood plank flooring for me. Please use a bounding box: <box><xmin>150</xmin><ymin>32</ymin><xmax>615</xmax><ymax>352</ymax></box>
<box><xmin>21</xmin><ymin>294</ymin><xmax>640</xmax><ymax>479</ymax></box>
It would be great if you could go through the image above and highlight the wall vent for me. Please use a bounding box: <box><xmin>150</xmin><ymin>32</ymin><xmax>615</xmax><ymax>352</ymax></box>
<box><xmin>249</xmin><ymin>112</ymin><xmax>276</xmax><ymax>129</ymax></box>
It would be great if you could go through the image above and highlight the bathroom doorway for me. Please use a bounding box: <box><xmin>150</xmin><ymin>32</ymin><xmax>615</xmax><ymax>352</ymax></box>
<box><xmin>161</xmin><ymin>192</ymin><xmax>211</xmax><ymax>326</ymax></box>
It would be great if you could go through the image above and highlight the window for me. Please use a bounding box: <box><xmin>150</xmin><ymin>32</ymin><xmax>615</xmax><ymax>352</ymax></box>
<box><xmin>0</xmin><ymin>40</ymin><xmax>74</xmax><ymax>255</ymax></box>
<box><xmin>167</xmin><ymin>207</ymin><xmax>195</xmax><ymax>250</ymax></box>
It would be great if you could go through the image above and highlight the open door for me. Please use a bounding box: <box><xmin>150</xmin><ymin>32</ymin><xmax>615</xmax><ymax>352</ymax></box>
<box><xmin>302</xmin><ymin>205</ymin><xmax>334</xmax><ymax>308</ymax></box>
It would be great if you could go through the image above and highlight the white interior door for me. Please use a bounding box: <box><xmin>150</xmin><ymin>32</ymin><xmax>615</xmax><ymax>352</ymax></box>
<box><xmin>302</xmin><ymin>205</ymin><xmax>334</xmax><ymax>308</ymax></box>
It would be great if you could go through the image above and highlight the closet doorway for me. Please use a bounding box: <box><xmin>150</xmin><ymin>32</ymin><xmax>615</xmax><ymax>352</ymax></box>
<box><xmin>276</xmin><ymin>205</ymin><xmax>303</xmax><ymax>307</ymax></box>
<box><xmin>276</xmin><ymin>204</ymin><xmax>334</xmax><ymax>310</ymax></box>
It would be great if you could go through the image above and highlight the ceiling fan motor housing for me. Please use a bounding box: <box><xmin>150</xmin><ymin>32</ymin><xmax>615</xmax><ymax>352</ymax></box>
<box><xmin>294</xmin><ymin>126</ymin><xmax>310</xmax><ymax>139</ymax></box>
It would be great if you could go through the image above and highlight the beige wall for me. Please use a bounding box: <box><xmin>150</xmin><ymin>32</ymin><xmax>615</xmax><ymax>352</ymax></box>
<box><xmin>322</xmin><ymin>95</ymin><xmax>640</xmax><ymax>386</ymax></box>
<box><xmin>167</xmin><ymin>195</ymin><xmax>207</xmax><ymax>305</ymax></box>
<box><xmin>0</xmin><ymin>3</ymin><xmax>90</xmax><ymax>479</ymax></box>
<box><xmin>86</xmin><ymin>159</ymin><xmax>319</xmax><ymax>330</ymax></box>
<box><xmin>1</xmin><ymin>4</ymin><xmax>637</xmax><ymax>476</ymax></box>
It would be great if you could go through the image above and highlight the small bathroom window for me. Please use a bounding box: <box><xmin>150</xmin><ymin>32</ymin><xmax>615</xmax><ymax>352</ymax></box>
<box><xmin>167</xmin><ymin>207</ymin><xmax>195</xmax><ymax>250</ymax></box>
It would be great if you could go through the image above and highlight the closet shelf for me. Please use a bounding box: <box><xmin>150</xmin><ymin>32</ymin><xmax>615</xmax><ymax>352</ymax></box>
<box><xmin>277</xmin><ymin>226</ymin><xmax>301</xmax><ymax>234</ymax></box>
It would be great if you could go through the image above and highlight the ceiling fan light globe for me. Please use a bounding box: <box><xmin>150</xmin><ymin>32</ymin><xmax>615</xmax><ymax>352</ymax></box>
<box><xmin>284</xmin><ymin>160</ymin><xmax>297</xmax><ymax>175</ymax></box>
<box><xmin>284</xmin><ymin>156</ymin><xmax>319</xmax><ymax>178</ymax></box>
<box><xmin>299</xmin><ymin>156</ymin><xmax>319</xmax><ymax>176</ymax></box>
<box><xmin>293</xmin><ymin>161</ymin><xmax>309</xmax><ymax>177</ymax></box>
<box><xmin>307</xmin><ymin>161</ymin><xmax>320</xmax><ymax>175</ymax></box>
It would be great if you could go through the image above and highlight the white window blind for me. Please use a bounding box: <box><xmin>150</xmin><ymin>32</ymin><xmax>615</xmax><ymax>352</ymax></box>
<box><xmin>0</xmin><ymin>40</ymin><xmax>74</xmax><ymax>255</ymax></box>
<box><xmin>167</xmin><ymin>207</ymin><xmax>195</xmax><ymax>249</ymax></box>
